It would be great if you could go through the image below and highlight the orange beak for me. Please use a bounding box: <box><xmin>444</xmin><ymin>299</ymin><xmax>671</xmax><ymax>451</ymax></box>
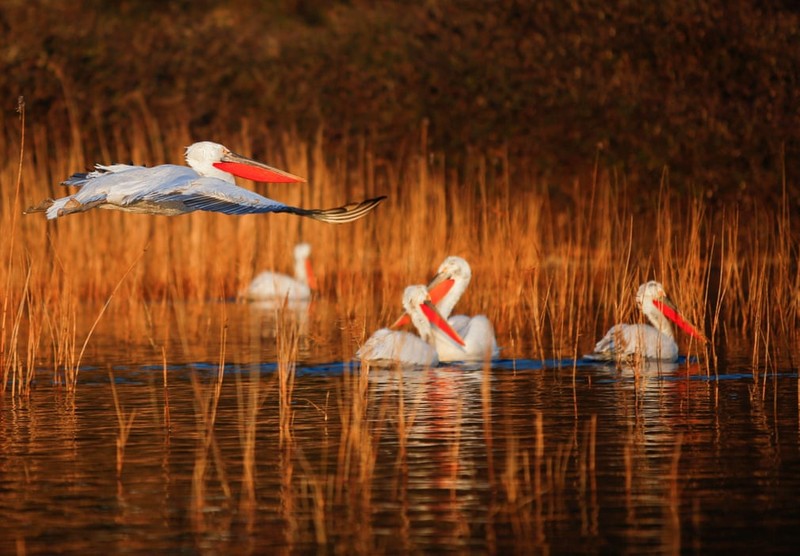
<box><xmin>652</xmin><ymin>298</ymin><xmax>708</xmax><ymax>343</ymax></box>
<box><xmin>391</xmin><ymin>313</ymin><xmax>411</xmax><ymax>329</ymax></box>
<box><xmin>420</xmin><ymin>300</ymin><xmax>466</xmax><ymax>347</ymax></box>
<box><xmin>213</xmin><ymin>151</ymin><xmax>306</xmax><ymax>183</ymax></box>
<box><xmin>305</xmin><ymin>259</ymin><xmax>318</xmax><ymax>291</ymax></box>
<box><xmin>391</xmin><ymin>277</ymin><xmax>455</xmax><ymax>328</ymax></box>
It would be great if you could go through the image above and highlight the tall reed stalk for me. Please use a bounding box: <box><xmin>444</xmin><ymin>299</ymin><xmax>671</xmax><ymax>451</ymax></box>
<box><xmin>0</xmin><ymin>106</ymin><xmax>797</xmax><ymax>384</ymax></box>
<box><xmin>189</xmin><ymin>309</ymin><xmax>231</xmax><ymax>530</ymax></box>
<box><xmin>1</xmin><ymin>98</ymin><xmax>27</xmax><ymax>394</ymax></box>
<box><xmin>109</xmin><ymin>371</ymin><xmax>137</xmax><ymax>479</ymax></box>
<box><xmin>276</xmin><ymin>307</ymin><xmax>300</xmax><ymax>446</ymax></box>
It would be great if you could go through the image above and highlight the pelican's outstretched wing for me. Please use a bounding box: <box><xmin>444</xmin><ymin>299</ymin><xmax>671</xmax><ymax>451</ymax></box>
<box><xmin>61</xmin><ymin>164</ymin><xmax>146</xmax><ymax>187</ymax></box>
<box><xmin>26</xmin><ymin>168</ymin><xmax>386</xmax><ymax>223</ymax></box>
<box><xmin>151</xmin><ymin>179</ymin><xmax>387</xmax><ymax>223</ymax></box>
<box><xmin>278</xmin><ymin>196</ymin><xmax>387</xmax><ymax>223</ymax></box>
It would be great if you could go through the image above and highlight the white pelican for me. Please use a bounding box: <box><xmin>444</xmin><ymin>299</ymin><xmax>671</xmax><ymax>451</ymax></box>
<box><xmin>392</xmin><ymin>256</ymin><xmax>499</xmax><ymax>362</ymax></box>
<box><xmin>587</xmin><ymin>280</ymin><xmax>707</xmax><ymax>363</ymax></box>
<box><xmin>357</xmin><ymin>285</ymin><xmax>466</xmax><ymax>367</ymax></box>
<box><xmin>24</xmin><ymin>141</ymin><xmax>385</xmax><ymax>222</ymax></box>
<box><xmin>246</xmin><ymin>243</ymin><xmax>317</xmax><ymax>301</ymax></box>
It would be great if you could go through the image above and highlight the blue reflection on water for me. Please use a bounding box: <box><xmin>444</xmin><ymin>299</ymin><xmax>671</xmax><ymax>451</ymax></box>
<box><xmin>97</xmin><ymin>355</ymin><xmax>798</xmax><ymax>385</ymax></box>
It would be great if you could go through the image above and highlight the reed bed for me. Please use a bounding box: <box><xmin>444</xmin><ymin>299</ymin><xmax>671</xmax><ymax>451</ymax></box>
<box><xmin>0</xmin><ymin>107</ymin><xmax>797</xmax><ymax>388</ymax></box>
<box><xmin>0</xmin><ymin>106</ymin><xmax>796</xmax><ymax>553</ymax></box>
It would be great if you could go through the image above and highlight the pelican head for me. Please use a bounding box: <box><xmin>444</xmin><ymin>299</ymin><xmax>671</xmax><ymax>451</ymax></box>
<box><xmin>293</xmin><ymin>243</ymin><xmax>312</xmax><ymax>261</ymax></box>
<box><xmin>293</xmin><ymin>242</ymin><xmax>317</xmax><ymax>290</ymax></box>
<box><xmin>390</xmin><ymin>255</ymin><xmax>473</xmax><ymax>329</ymax></box>
<box><xmin>636</xmin><ymin>280</ymin><xmax>667</xmax><ymax>311</ymax></box>
<box><xmin>184</xmin><ymin>141</ymin><xmax>306</xmax><ymax>184</ymax></box>
<box><xmin>436</xmin><ymin>256</ymin><xmax>472</xmax><ymax>282</ymax></box>
<box><xmin>636</xmin><ymin>280</ymin><xmax>707</xmax><ymax>342</ymax></box>
<box><xmin>402</xmin><ymin>285</ymin><xmax>465</xmax><ymax>347</ymax></box>
<box><xmin>428</xmin><ymin>255</ymin><xmax>472</xmax><ymax>318</ymax></box>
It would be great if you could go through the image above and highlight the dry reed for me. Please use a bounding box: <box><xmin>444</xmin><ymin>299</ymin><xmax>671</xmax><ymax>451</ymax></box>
<box><xmin>276</xmin><ymin>306</ymin><xmax>301</xmax><ymax>446</ymax></box>
<box><xmin>109</xmin><ymin>370</ymin><xmax>137</xmax><ymax>479</ymax></box>
<box><xmin>0</xmin><ymin>105</ymin><xmax>796</xmax><ymax>382</ymax></box>
<box><xmin>189</xmin><ymin>307</ymin><xmax>231</xmax><ymax>530</ymax></box>
<box><xmin>0</xmin><ymin>109</ymin><xmax>797</xmax><ymax>554</ymax></box>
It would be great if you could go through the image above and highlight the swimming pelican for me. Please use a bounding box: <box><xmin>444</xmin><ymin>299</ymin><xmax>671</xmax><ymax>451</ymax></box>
<box><xmin>24</xmin><ymin>141</ymin><xmax>386</xmax><ymax>222</ymax></box>
<box><xmin>392</xmin><ymin>256</ymin><xmax>499</xmax><ymax>362</ymax></box>
<box><xmin>586</xmin><ymin>280</ymin><xmax>707</xmax><ymax>362</ymax></box>
<box><xmin>357</xmin><ymin>285</ymin><xmax>466</xmax><ymax>367</ymax></box>
<box><xmin>246</xmin><ymin>243</ymin><xmax>317</xmax><ymax>301</ymax></box>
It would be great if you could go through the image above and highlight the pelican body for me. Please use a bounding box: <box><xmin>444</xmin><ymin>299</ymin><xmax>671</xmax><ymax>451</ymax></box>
<box><xmin>247</xmin><ymin>243</ymin><xmax>317</xmax><ymax>301</ymax></box>
<box><xmin>357</xmin><ymin>285</ymin><xmax>466</xmax><ymax>367</ymax></box>
<box><xmin>25</xmin><ymin>141</ymin><xmax>385</xmax><ymax>223</ymax></box>
<box><xmin>392</xmin><ymin>256</ymin><xmax>499</xmax><ymax>362</ymax></box>
<box><xmin>587</xmin><ymin>281</ymin><xmax>707</xmax><ymax>362</ymax></box>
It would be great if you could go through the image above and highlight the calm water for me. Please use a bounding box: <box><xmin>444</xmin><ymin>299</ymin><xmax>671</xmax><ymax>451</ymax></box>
<box><xmin>1</xmin><ymin>300</ymin><xmax>799</xmax><ymax>554</ymax></box>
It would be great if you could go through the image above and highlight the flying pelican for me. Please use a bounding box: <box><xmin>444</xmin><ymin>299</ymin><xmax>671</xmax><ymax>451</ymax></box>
<box><xmin>357</xmin><ymin>285</ymin><xmax>466</xmax><ymax>367</ymax></box>
<box><xmin>586</xmin><ymin>280</ymin><xmax>708</xmax><ymax>363</ymax></box>
<box><xmin>392</xmin><ymin>256</ymin><xmax>499</xmax><ymax>362</ymax></box>
<box><xmin>246</xmin><ymin>243</ymin><xmax>317</xmax><ymax>301</ymax></box>
<box><xmin>24</xmin><ymin>141</ymin><xmax>386</xmax><ymax>222</ymax></box>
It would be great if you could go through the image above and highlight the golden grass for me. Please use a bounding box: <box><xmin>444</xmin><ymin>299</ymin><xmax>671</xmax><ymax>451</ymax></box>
<box><xmin>189</xmin><ymin>308</ymin><xmax>231</xmax><ymax>530</ymax></box>
<box><xmin>0</xmin><ymin>107</ymin><xmax>798</xmax><ymax>396</ymax></box>
<box><xmin>1</xmin><ymin>107</ymin><xmax>793</xmax><ymax>554</ymax></box>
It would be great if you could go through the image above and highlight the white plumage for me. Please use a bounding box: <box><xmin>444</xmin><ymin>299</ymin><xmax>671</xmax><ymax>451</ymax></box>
<box><xmin>25</xmin><ymin>141</ymin><xmax>385</xmax><ymax>223</ymax></box>
<box><xmin>358</xmin><ymin>285</ymin><xmax>465</xmax><ymax>367</ymax></box>
<box><xmin>358</xmin><ymin>328</ymin><xmax>440</xmax><ymax>368</ymax></box>
<box><xmin>587</xmin><ymin>281</ymin><xmax>707</xmax><ymax>363</ymax></box>
<box><xmin>393</xmin><ymin>256</ymin><xmax>499</xmax><ymax>362</ymax></box>
<box><xmin>247</xmin><ymin>243</ymin><xmax>316</xmax><ymax>301</ymax></box>
<box><xmin>434</xmin><ymin>313</ymin><xmax>499</xmax><ymax>363</ymax></box>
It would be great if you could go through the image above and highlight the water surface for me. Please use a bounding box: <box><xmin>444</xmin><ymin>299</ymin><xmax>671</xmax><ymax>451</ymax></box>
<box><xmin>1</xmin><ymin>301</ymin><xmax>798</xmax><ymax>554</ymax></box>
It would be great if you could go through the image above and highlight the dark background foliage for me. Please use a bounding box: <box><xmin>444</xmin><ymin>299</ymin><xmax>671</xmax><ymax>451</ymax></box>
<box><xmin>1</xmin><ymin>0</ymin><xmax>798</xmax><ymax>200</ymax></box>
